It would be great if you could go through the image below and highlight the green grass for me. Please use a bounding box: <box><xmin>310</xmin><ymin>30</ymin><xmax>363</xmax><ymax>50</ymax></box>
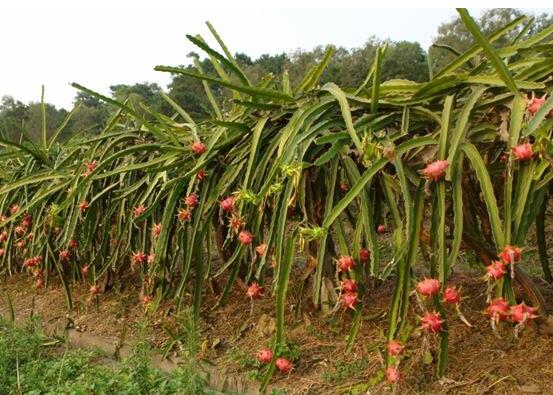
<box><xmin>0</xmin><ymin>318</ymin><xmax>219</xmax><ymax>394</ymax></box>
<box><xmin>321</xmin><ymin>358</ymin><xmax>369</xmax><ymax>384</ymax></box>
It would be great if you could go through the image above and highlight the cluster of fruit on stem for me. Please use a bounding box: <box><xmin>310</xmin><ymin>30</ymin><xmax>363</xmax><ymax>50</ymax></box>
<box><xmin>485</xmin><ymin>245</ymin><xmax>539</xmax><ymax>333</ymax></box>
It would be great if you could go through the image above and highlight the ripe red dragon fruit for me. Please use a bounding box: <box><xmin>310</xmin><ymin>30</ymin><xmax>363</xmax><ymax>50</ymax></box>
<box><xmin>342</xmin><ymin>292</ymin><xmax>359</xmax><ymax>310</ymax></box>
<box><xmin>0</xmin><ymin>248</ymin><xmax>4</xmax><ymax>257</ymax></box>
<box><xmin>247</xmin><ymin>282</ymin><xmax>262</xmax><ymax>299</ymax></box>
<box><xmin>10</xmin><ymin>204</ymin><xmax>19</xmax><ymax>214</ymax></box>
<box><xmin>511</xmin><ymin>303</ymin><xmax>539</xmax><ymax>325</ymax></box>
<box><xmin>15</xmin><ymin>226</ymin><xmax>26</xmax><ymax>236</ymax></box>
<box><xmin>86</xmin><ymin>160</ymin><xmax>98</xmax><ymax>174</ymax></box>
<box><xmin>416</xmin><ymin>278</ymin><xmax>441</xmax><ymax>297</ymax></box>
<box><xmin>59</xmin><ymin>250</ymin><xmax>71</xmax><ymax>261</ymax></box>
<box><xmin>257</xmin><ymin>348</ymin><xmax>273</xmax><ymax>363</ymax></box>
<box><xmin>230</xmin><ymin>216</ymin><xmax>244</xmax><ymax>230</ymax></box>
<box><xmin>275</xmin><ymin>357</ymin><xmax>293</xmax><ymax>373</ymax></box>
<box><xmin>527</xmin><ymin>94</ymin><xmax>546</xmax><ymax>115</ymax></box>
<box><xmin>190</xmin><ymin>141</ymin><xmax>207</xmax><ymax>155</ymax></box>
<box><xmin>498</xmin><ymin>244</ymin><xmax>522</xmax><ymax>264</ymax></box>
<box><xmin>512</xmin><ymin>143</ymin><xmax>533</xmax><ymax>161</ymax></box>
<box><xmin>387</xmin><ymin>340</ymin><xmax>404</xmax><ymax>357</ymax></box>
<box><xmin>487</xmin><ymin>298</ymin><xmax>510</xmax><ymax>321</ymax></box>
<box><xmin>16</xmin><ymin>240</ymin><xmax>26</xmax><ymax>249</ymax></box>
<box><xmin>147</xmin><ymin>254</ymin><xmax>155</xmax><ymax>264</ymax></box>
<box><xmin>68</xmin><ymin>239</ymin><xmax>78</xmax><ymax>250</ymax></box>
<box><xmin>79</xmin><ymin>201</ymin><xmax>90</xmax><ymax>212</ymax></box>
<box><xmin>196</xmin><ymin>169</ymin><xmax>207</xmax><ymax>181</ymax></box>
<box><xmin>337</xmin><ymin>255</ymin><xmax>356</xmax><ymax>272</ymax></box>
<box><xmin>0</xmin><ymin>231</ymin><xmax>7</xmax><ymax>242</ymax></box>
<box><xmin>238</xmin><ymin>230</ymin><xmax>254</xmax><ymax>245</ymax></box>
<box><xmin>220</xmin><ymin>196</ymin><xmax>235</xmax><ymax>212</ymax></box>
<box><xmin>132</xmin><ymin>251</ymin><xmax>147</xmax><ymax>265</ymax></box>
<box><xmin>185</xmin><ymin>193</ymin><xmax>198</xmax><ymax>208</ymax></box>
<box><xmin>24</xmin><ymin>257</ymin><xmax>39</xmax><ymax>268</ymax></box>
<box><xmin>486</xmin><ymin>260</ymin><xmax>507</xmax><ymax>280</ymax></box>
<box><xmin>152</xmin><ymin>223</ymin><xmax>162</xmax><ymax>238</ymax></box>
<box><xmin>359</xmin><ymin>248</ymin><xmax>370</xmax><ymax>264</ymax></box>
<box><xmin>377</xmin><ymin>224</ymin><xmax>386</xmax><ymax>234</ymax></box>
<box><xmin>23</xmin><ymin>257</ymin><xmax>36</xmax><ymax>267</ymax></box>
<box><xmin>443</xmin><ymin>287</ymin><xmax>461</xmax><ymax>305</ymax></box>
<box><xmin>420</xmin><ymin>311</ymin><xmax>443</xmax><ymax>333</ymax></box>
<box><xmin>342</xmin><ymin>279</ymin><xmax>358</xmax><ymax>293</ymax></box>
<box><xmin>386</xmin><ymin>366</ymin><xmax>401</xmax><ymax>383</ymax></box>
<box><xmin>35</xmin><ymin>277</ymin><xmax>45</xmax><ymax>289</ymax></box>
<box><xmin>133</xmin><ymin>204</ymin><xmax>146</xmax><ymax>217</ymax></box>
<box><xmin>255</xmin><ymin>243</ymin><xmax>266</xmax><ymax>256</ymax></box>
<box><xmin>422</xmin><ymin>160</ymin><xmax>448</xmax><ymax>181</ymax></box>
<box><xmin>178</xmin><ymin>208</ymin><xmax>192</xmax><ymax>222</ymax></box>
<box><xmin>21</xmin><ymin>215</ymin><xmax>32</xmax><ymax>228</ymax></box>
<box><xmin>89</xmin><ymin>284</ymin><xmax>102</xmax><ymax>295</ymax></box>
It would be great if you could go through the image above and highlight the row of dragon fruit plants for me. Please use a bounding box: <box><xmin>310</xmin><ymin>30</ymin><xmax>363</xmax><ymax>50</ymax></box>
<box><xmin>1</xmin><ymin>8</ymin><xmax>553</xmax><ymax>387</ymax></box>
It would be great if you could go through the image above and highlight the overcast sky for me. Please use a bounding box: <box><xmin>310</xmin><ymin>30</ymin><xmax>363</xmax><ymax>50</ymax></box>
<box><xmin>0</xmin><ymin>4</ymin><xmax>550</xmax><ymax>109</ymax></box>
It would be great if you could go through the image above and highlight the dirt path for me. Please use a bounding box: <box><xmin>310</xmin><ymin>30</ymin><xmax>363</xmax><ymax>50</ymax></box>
<box><xmin>2</xmin><ymin>271</ymin><xmax>553</xmax><ymax>394</ymax></box>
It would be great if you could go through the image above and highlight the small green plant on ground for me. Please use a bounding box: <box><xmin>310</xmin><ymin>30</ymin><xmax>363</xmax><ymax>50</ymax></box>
<box><xmin>321</xmin><ymin>358</ymin><xmax>369</xmax><ymax>384</ymax></box>
<box><xmin>162</xmin><ymin>307</ymin><xmax>201</xmax><ymax>359</ymax></box>
<box><xmin>227</xmin><ymin>346</ymin><xmax>258</xmax><ymax>369</ymax></box>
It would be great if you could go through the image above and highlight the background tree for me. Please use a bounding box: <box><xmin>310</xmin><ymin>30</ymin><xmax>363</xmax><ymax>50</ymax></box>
<box><xmin>70</xmin><ymin>91</ymin><xmax>110</xmax><ymax>137</ymax></box>
<box><xmin>0</xmin><ymin>96</ymin><xmax>29</xmax><ymax>140</ymax></box>
<box><xmin>24</xmin><ymin>102</ymin><xmax>68</xmax><ymax>142</ymax></box>
<box><xmin>110</xmin><ymin>82</ymin><xmax>163</xmax><ymax>111</ymax></box>
<box><xmin>323</xmin><ymin>42</ymin><xmax>380</xmax><ymax>87</ymax></box>
<box><xmin>381</xmin><ymin>41</ymin><xmax>429</xmax><ymax>82</ymax></box>
<box><xmin>0</xmin><ymin>96</ymin><xmax>68</xmax><ymax>142</ymax></box>
<box><xmin>430</xmin><ymin>9</ymin><xmax>553</xmax><ymax>73</ymax></box>
<box><xmin>240</xmin><ymin>53</ymin><xmax>288</xmax><ymax>85</ymax></box>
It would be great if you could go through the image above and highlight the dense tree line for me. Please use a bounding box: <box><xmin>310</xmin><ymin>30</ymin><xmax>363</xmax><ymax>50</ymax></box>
<box><xmin>1</xmin><ymin>9</ymin><xmax>551</xmax><ymax>142</ymax></box>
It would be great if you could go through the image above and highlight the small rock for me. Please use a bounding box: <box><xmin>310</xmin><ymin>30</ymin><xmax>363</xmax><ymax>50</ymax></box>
<box><xmin>255</xmin><ymin>314</ymin><xmax>276</xmax><ymax>337</ymax></box>
<box><xmin>518</xmin><ymin>384</ymin><xmax>541</xmax><ymax>393</ymax></box>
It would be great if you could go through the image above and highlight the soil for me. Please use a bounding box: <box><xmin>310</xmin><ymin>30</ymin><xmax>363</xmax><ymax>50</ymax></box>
<box><xmin>1</xmin><ymin>265</ymin><xmax>553</xmax><ymax>394</ymax></box>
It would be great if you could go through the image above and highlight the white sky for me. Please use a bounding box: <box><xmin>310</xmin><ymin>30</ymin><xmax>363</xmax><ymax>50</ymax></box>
<box><xmin>0</xmin><ymin>1</ymin><xmax>551</xmax><ymax>109</ymax></box>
